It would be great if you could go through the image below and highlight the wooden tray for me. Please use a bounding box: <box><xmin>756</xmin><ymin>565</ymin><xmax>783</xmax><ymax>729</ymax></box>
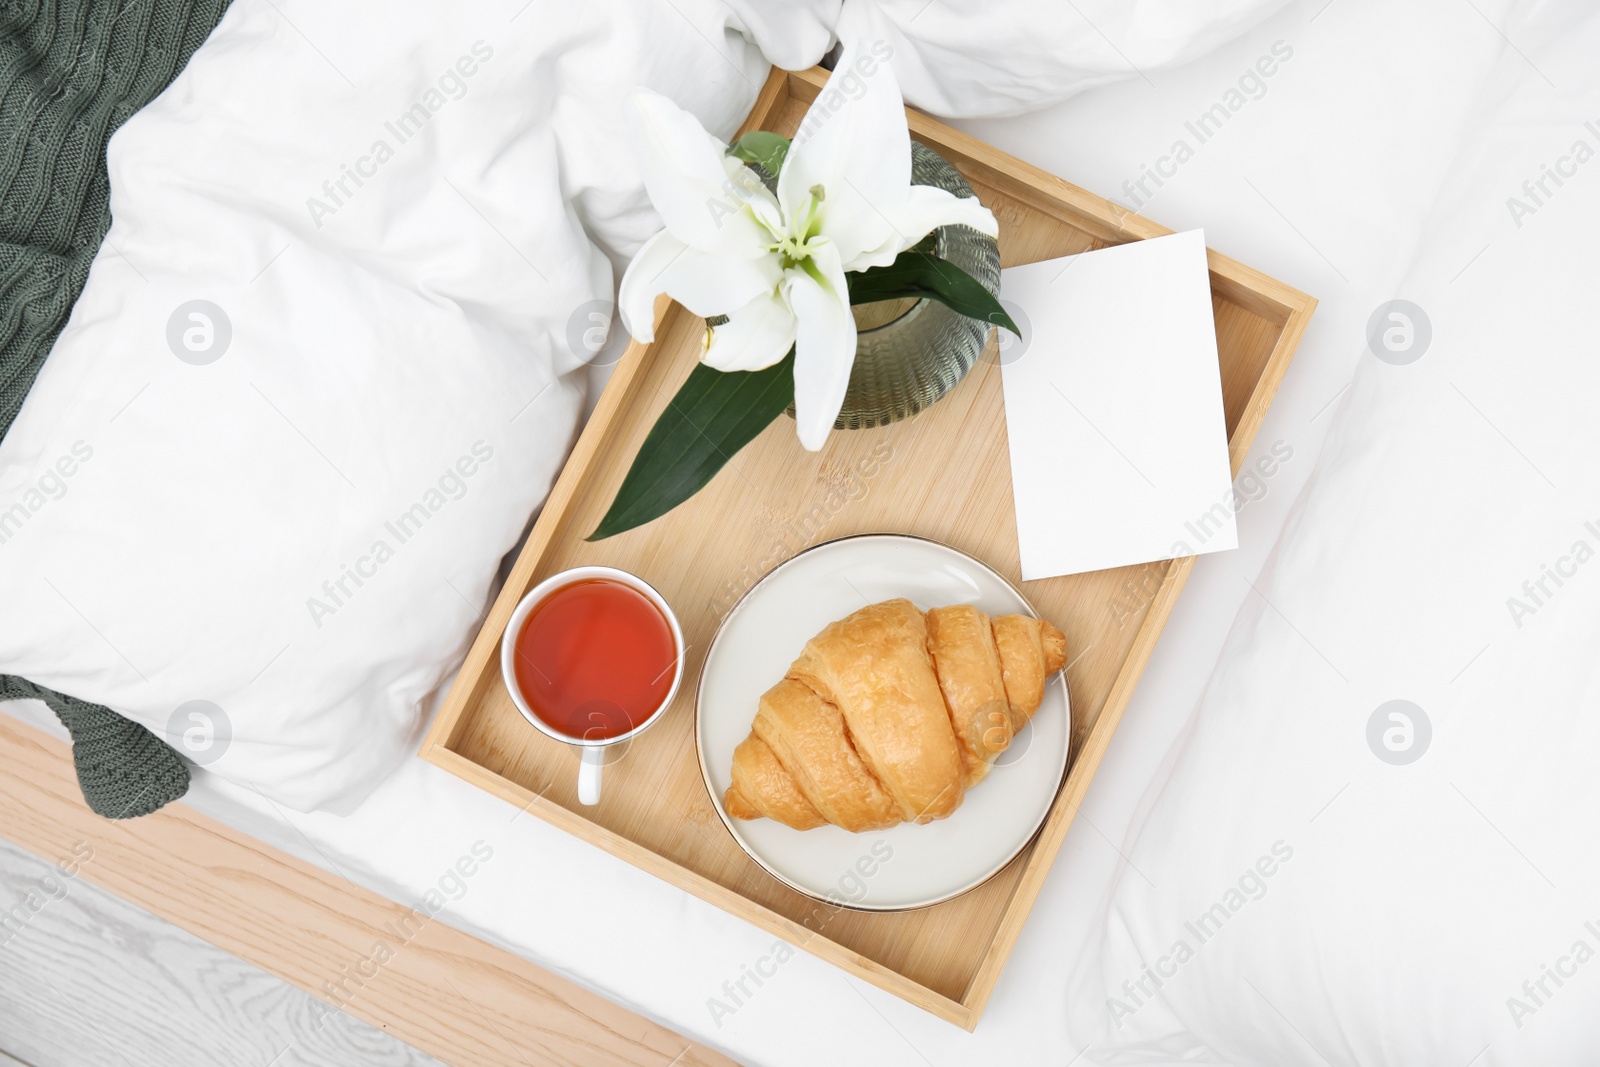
<box><xmin>422</xmin><ymin>65</ymin><xmax>1314</xmax><ymax>1030</ymax></box>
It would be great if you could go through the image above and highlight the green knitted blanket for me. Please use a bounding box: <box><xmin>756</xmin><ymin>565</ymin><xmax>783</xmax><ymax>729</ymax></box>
<box><xmin>1</xmin><ymin>0</ymin><xmax>231</xmax><ymax>818</ymax></box>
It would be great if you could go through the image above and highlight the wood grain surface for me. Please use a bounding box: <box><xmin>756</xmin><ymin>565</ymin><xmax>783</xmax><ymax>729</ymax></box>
<box><xmin>0</xmin><ymin>836</ymin><xmax>444</xmax><ymax>1067</ymax></box>
<box><xmin>423</xmin><ymin>66</ymin><xmax>1315</xmax><ymax>1029</ymax></box>
<box><xmin>0</xmin><ymin>714</ymin><xmax>737</xmax><ymax>1067</ymax></box>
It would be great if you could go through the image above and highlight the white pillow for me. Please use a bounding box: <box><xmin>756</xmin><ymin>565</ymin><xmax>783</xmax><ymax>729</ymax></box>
<box><xmin>1067</xmin><ymin>5</ymin><xmax>1600</xmax><ymax>1062</ymax></box>
<box><xmin>0</xmin><ymin>0</ymin><xmax>780</xmax><ymax>811</ymax></box>
<box><xmin>838</xmin><ymin>0</ymin><xmax>1294</xmax><ymax>117</ymax></box>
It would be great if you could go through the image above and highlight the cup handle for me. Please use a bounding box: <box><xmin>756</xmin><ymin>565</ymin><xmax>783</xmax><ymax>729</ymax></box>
<box><xmin>578</xmin><ymin>746</ymin><xmax>605</xmax><ymax>806</ymax></box>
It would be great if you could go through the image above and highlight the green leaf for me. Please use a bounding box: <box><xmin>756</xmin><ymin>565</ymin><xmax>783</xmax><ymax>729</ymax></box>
<box><xmin>848</xmin><ymin>252</ymin><xmax>1019</xmax><ymax>336</ymax></box>
<box><xmin>726</xmin><ymin>131</ymin><xmax>790</xmax><ymax>178</ymax></box>
<box><xmin>587</xmin><ymin>350</ymin><xmax>795</xmax><ymax>541</ymax></box>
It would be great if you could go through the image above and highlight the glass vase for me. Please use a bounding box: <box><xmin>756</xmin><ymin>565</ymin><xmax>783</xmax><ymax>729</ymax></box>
<box><xmin>812</xmin><ymin>140</ymin><xmax>1002</xmax><ymax>430</ymax></box>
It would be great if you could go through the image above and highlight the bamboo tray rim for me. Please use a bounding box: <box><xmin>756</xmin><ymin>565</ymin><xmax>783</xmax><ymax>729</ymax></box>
<box><xmin>421</xmin><ymin>64</ymin><xmax>1317</xmax><ymax>1031</ymax></box>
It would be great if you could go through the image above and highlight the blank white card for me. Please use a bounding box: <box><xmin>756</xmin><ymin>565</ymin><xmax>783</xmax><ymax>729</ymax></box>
<box><xmin>999</xmin><ymin>229</ymin><xmax>1236</xmax><ymax>581</ymax></box>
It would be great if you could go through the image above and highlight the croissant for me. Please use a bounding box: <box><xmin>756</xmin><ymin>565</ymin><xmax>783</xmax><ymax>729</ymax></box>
<box><xmin>724</xmin><ymin>598</ymin><xmax>1067</xmax><ymax>832</ymax></box>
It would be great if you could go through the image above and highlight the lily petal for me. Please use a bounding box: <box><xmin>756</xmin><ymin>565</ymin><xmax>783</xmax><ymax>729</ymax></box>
<box><xmin>703</xmin><ymin>288</ymin><xmax>797</xmax><ymax>372</ymax></box>
<box><xmin>618</xmin><ymin>230</ymin><xmax>683</xmax><ymax>342</ymax></box>
<box><xmin>724</xmin><ymin>153</ymin><xmax>784</xmax><ymax>237</ymax></box>
<box><xmin>779</xmin><ymin>40</ymin><xmax>911</xmax><ymax>267</ymax></box>
<box><xmin>662</xmin><ymin>250</ymin><xmax>780</xmax><ymax>320</ymax></box>
<box><xmin>786</xmin><ymin>241</ymin><xmax>857</xmax><ymax>451</ymax></box>
<box><xmin>839</xmin><ymin>184</ymin><xmax>1002</xmax><ymax>272</ymax></box>
<box><xmin>619</xmin><ymin>230</ymin><xmax>779</xmax><ymax>342</ymax></box>
<box><xmin>899</xmin><ymin>183</ymin><xmax>1001</xmax><ymax>239</ymax></box>
<box><xmin>628</xmin><ymin>88</ymin><xmax>774</xmax><ymax>258</ymax></box>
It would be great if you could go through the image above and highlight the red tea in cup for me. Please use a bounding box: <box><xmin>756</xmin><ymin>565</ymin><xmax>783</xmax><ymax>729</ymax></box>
<box><xmin>511</xmin><ymin>577</ymin><xmax>677</xmax><ymax>741</ymax></box>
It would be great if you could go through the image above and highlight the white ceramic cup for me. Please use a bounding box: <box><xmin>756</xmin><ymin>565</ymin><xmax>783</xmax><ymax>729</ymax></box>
<box><xmin>500</xmin><ymin>566</ymin><xmax>684</xmax><ymax>806</ymax></box>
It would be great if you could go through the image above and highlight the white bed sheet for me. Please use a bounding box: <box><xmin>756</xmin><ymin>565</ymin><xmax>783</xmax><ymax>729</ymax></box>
<box><xmin>1</xmin><ymin>0</ymin><xmax>1534</xmax><ymax>1063</ymax></box>
<box><xmin>1061</xmin><ymin>3</ymin><xmax>1600</xmax><ymax>1060</ymax></box>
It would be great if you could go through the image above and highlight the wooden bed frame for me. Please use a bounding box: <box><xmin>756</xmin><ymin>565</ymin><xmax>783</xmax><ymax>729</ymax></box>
<box><xmin>0</xmin><ymin>714</ymin><xmax>735</xmax><ymax>1067</ymax></box>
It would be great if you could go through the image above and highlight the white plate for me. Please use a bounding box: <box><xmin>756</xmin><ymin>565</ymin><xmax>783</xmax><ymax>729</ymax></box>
<box><xmin>695</xmin><ymin>534</ymin><xmax>1071</xmax><ymax>911</ymax></box>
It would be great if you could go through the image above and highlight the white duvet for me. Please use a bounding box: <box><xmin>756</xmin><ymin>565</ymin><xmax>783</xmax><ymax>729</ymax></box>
<box><xmin>0</xmin><ymin>0</ymin><xmax>807</xmax><ymax>809</ymax></box>
<box><xmin>4</xmin><ymin>0</ymin><xmax>1597</xmax><ymax>1064</ymax></box>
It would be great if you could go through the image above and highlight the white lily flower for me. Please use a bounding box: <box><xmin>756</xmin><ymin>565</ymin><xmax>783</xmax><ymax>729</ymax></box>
<box><xmin>618</xmin><ymin>41</ymin><xmax>1001</xmax><ymax>451</ymax></box>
